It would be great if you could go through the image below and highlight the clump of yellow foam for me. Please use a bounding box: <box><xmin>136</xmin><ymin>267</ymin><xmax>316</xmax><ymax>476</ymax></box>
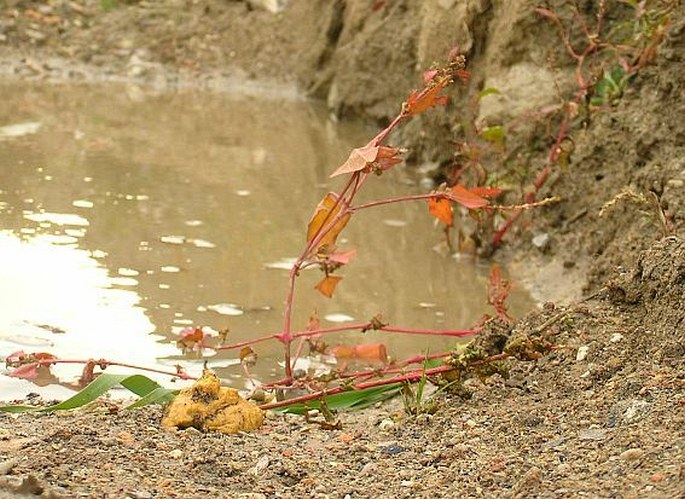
<box><xmin>162</xmin><ymin>369</ymin><xmax>264</xmax><ymax>434</ymax></box>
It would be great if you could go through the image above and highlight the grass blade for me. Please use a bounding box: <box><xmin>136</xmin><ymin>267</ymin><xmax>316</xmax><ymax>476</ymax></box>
<box><xmin>0</xmin><ymin>373</ymin><xmax>176</xmax><ymax>413</ymax></box>
<box><xmin>280</xmin><ymin>383</ymin><xmax>402</xmax><ymax>414</ymax></box>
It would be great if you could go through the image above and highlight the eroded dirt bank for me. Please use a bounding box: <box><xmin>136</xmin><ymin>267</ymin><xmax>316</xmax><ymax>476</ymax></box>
<box><xmin>0</xmin><ymin>0</ymin><xmax>684</xmax><ymax>497</ymax></box>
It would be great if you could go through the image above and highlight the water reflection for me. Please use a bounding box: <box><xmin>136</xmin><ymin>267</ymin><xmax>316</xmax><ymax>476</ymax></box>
<box><xmin>0</xmin><ymin>82</ymin><xmax>533</xmax><ymax>398</ymax></box>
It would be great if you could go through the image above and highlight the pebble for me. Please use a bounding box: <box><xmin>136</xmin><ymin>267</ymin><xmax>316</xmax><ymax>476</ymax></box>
<box><xmin>610</xmin><ymin>333</ymin><xmax>624</xmax><ymax>343</ymax></box>
<box><xmin>619</xmin><ymin>448</ymin><xmax>644</xmax><ymax>461</ymax></box>
<box><xmin>378</xmin><ymin>418</ymin><xmax>395</xmax><ymax>431</ymax></box>
<box><xmin>532</xmin><ymin>233</ymin><xmax>550</xmax><ymax>251</ymax></box>
<box><xmin>252</xmin><ymin>455</ymin><xmax>270</xmax><ymax>475</ymax></box>
<box><xmin>168</xmin><ymin>449</ymin><xmax>183</xmax><ymax>459</ymax></box>
<box><xmin>576</xmin><ymin>345</ymin><xmax>590</xmax><ymax>361</ymax></box>
<box><xmin>578</xmin><ymin>428</ymin><xmax>607</xmax><ymax>441</ymax></box>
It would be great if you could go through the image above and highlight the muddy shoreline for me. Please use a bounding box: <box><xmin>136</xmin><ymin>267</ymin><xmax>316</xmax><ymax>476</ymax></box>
<box><xmin>1</xmin><ymin>1</ymin><xmax>684</xmax><ymax>497</ymax></box>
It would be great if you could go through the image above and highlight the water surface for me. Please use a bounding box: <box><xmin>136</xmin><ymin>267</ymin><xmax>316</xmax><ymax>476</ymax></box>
<box><xmin>0</xmin><ymin>82</ymin><xmax>533</xmax><ymax>398</ymax></box>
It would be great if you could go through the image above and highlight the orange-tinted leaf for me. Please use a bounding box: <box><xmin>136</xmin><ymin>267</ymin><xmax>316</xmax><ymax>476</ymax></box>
<box><xmin>315</xmin><ymin>275</ymin><xmax>343</xmax><ymax>298</ymax></box>
<box><xmin>428</xmin><ymin>197</ymin><xmax>453</xmax><ymax>226</ymax></box>
<box><xmin>328</xmin><ymin>249</ymin><xmax>357</xmax><ymax>265</ymax></box>
<box><xmin>469</xmin><ymin>186</ymin><xmax>502</xmax><ymax>198</ymax></box>
<box><xmin>306</xmin><ymin>308</ymin><xmax>320</xmax><ymax>331</ymax></box>
<box><xmin>240</xmin><ymin>346</ymin><xmax>258</xmax><ymax>366</ymax></box>
<box><xmin>450</xmin><ymin>184</ymin><xmax>489</xmax><ymax>209</ymax></box>
<box><xmin>33</xmin><ymin>352</ymin><xmax>58</xmax><ymax>362</ymax></box>
<box><xmin>176</xmin><ymin>326</ymin><xmax>205</xmax><ymax>352</ymax></box>
<box><xmin>330</xmin><ymin>144</ymin><xmax>380</xmax><ymax>178</ymax></box>
<box><xmin>405</xmin><ymin>77</ymin><xmax>450</xmax><ymax>116</ymax></box>
<box><xmin>331</xmin><ymin>343</ymin><xmax>388</xmax><ymax>364</ymax></box>
<box><xmin>306</xmin><ymin>192</ymin><xmax>351</xmax><ymax>250</ymax></box>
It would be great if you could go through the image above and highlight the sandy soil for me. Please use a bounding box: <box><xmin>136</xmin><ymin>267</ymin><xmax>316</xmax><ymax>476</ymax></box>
<box><xmin>0</xmin><ymin>1</ymin><xmax>684</xmax><ymax>497</ymax></box>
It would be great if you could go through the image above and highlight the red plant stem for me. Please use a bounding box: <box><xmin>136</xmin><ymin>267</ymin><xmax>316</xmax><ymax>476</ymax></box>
<box><xmin>379</xmin><ymin>325</ymin><xmax>476</xmax><ymax>337</ymax></box>
<box><xmin>214</xmin><ymin>334</ymin><xmax>278</xmax><ymax>351</ymax></box>
<box><xmin>260</xmin><ymin>364</ymin><xmax>456</xmax><ymax>411</ymax></box>
<box><xmin>261</xmin><ymin>351</ymin><xmax>452</xmax><ymax>390</ymax></box>
<box><xmin>216</xmin><ymin>322</ymin><xmax>476</xmax><ymax>353</ymax></box>
<box><xmin>281</xmin><ymin>172</ymin><xmax>362</xmax><ymax>380</ymax></box>
<box><xmin>15</xmin><ymin>358</ymin><xmax>197</xmax><ymax>381</ymax></box>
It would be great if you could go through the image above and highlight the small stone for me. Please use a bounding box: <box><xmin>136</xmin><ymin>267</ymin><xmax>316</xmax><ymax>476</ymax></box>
<box><xmin>542</xmin><ymin>437</ymin><xmax>566</xmax><ymax>449</ymax></box>
<box><xmin>464</xmin><ymin>419</ymin><xmax>477</xmax><ymax>429</ymax></box>
<box><xmin>620</xmin><ymin>448</ymin><xmax>644</xmax><ymax>461</ymax></box>
<box><xmin>576</xmin><ymin>345</ymin><xmax>589</xmax><ymax>361</ymax></box>
<box><xmin>378</xmin><ymin>418</ymin><xmax>395</xmax><ymax>431</ymax></box>
<box><xmin>650</xmin><ymin>472</ymin><xmax>665</xmax><ymax>482</ymax></box>
<box><xmin>666</xmin><ymin>178</ymin><xmax>684</xmax><ymax>188</ymax></box>
<box><xmin>532</xmin><ymin>233</ymin><xmax>550</xmax><ymax>251</ymax></box>
<box><xmin>578</xmin><ymin>428</ymin><xmax>607</xmax><ymax>441</ymax></box>
<box><xmin>610</xmin><ymin>333</ymin><xmax>624</xmax><ymax>343</ymax></box>
<box><xmin>252</xmin><ymin>455</ymin><xmax>270</xmax><ymax>475</ymax></box>
<box><xmin>169</xmin><ymin>449</ymin><xmax>183</xmax><ymax>459</ymax></box>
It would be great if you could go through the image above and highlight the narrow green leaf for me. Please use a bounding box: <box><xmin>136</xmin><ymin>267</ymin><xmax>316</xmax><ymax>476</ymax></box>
<box><xmin>0</xmin><ymin>373</ymin><xmax>175</xmax><ymax>413</ymax></box>
<box><xmin>478</xmin><ymin>87</ymin><xmax>501</xmax><ymax>98</ymax></box>
<box><xmin>279</xmin><ymin>383</ymin><xmax>403</xmax><ymax>414</ymax></box>
<box><xmin>125</xmin><ymin>387</ymin><xmax>178</xmax><ymax>409</ymax></box>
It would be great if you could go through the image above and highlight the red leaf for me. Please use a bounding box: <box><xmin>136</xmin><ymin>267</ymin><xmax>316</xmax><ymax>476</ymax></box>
<box><xmin>5</xmin><ymin>350</ymin><xmax>26</xmax><ymax>365</ymax></box>
<box><xmin>450</xmin><ymin>184</ymin><xmax>489</xmax><ymax>209</ymax></box>
<box><xmin>428</xmin><ymin>197</ymin><xmax>453</xmax><ymax>226</ymax></box>
<box><xmin>330</xmin><ymin>144</ymin><xmax>380</xmax><ymax>178</ymax></box>
<box><xmin>405</xmin><ymin>77</ymin><xmax>450</xmax><ymax>116</ymax></box>
<box><xmin>423</xmin><ymin>69</ymin><xmax>439</xmax><ymax>85</ymax></box>
<box><xmin>468</xmin><ymin>186</ymin><xmax>502</xmax><ymax>198</ymax></box>
<box><xmin>328</xmin><ymin>249</ymin><xmax>357</xmax><ymax>265</ymax></box>
<box><xmin>32</xmin><ymin>352</ymin><xmax>58</xmax><ymax>362</ymax></box>
<box><xmin>315</xmin><ymin>275</ymin><xmax>343</xmax><ymax>298</ymax></box>
<box><xmin>534</xmin><ymin>7</ymin><xmax>558</xmax><ymax>20</ymax></box>
<box><xmin>9</xmin><ymin>363</ymin><xmax>38</xmax><ymax>380</ymax></box>
<box><xmin>374</xmin><ymin>146</ymin><xmax>403</xmax><ymax>172</ymax></box>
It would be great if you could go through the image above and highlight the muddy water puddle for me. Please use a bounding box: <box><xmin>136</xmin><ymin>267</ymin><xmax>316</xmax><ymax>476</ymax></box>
<box><xmin>0</xmin><ymin>82</ymin><xmax>534</xmax><ymax>399</ymax></box>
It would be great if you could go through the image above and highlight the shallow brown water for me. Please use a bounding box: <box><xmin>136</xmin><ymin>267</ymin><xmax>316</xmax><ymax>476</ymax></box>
<box><xmin>0</xmin><ymin>82</ymin><xmax>533</xmax><ymax>399</ymax></box>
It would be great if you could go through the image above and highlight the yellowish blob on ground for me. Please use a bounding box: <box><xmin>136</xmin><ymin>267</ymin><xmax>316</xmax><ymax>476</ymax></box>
<box><xmin>162</xmin><ymin>370</ymin><xmax>264</xmax><ymax>434</ymax></box>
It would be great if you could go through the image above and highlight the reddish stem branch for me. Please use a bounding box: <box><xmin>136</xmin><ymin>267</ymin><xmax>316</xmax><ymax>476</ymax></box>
<box><xmin>260</xmin><ymin>364</ymin><xmax>456</xmax><ymax>411</ymax></box>
<box><xmin>14</xmin><ymin>358</ymin><xmax>196</xmax><ymax>381</ymax></box>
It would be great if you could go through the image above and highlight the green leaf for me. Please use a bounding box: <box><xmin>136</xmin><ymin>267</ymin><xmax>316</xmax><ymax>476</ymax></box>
<box><xmin>125</xmin><ymin>386</ymin><xmax>178</xmax><ymax>409</ymax></box>
<box><xmin>279</xmin><ymin>383</ymin><xmax>402</xmax><ymax>414</ymax></box>
<box><xmin>478</xmin><ymin>87</ymin><xmax>501</xmax><ymax>98</ymax></box>
<box><xmin>481</xmin><ymin>125</ymin><xmax>504</xmax><ymax>145</ymax></box>
<box><xmin>0</xmin><ymin>373</ymin><xmax>176</xmax><ymax>413</ymax></box>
